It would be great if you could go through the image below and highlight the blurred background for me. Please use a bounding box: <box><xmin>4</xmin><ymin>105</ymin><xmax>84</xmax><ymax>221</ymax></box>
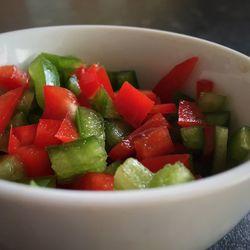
<box><xmin>1</xmin><ymin>0</ymin><xmax>250</xmax><ymax>249</ymax></box>
<box><xmin>1</xmin><ymin>0</ymin><xmax>250</xmax><ymax>55</ymax></box>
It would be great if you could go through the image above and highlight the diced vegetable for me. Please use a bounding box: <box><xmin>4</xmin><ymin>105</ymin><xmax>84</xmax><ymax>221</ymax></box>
<box><xmin>150</xmin><ymin>103</ymin><xmax>177</xmax><ymax>114</ymax></box>
<box><xmin>0</xmin><ymin>65</ymin><xmax>29</xmax><ymax>91</ymax></box>
<box><xmin>134</xmin><ymin>126</ymin><xmax>174</xmax><ymax>160</ymax></box>
<box><xmin>153</xmin><ymin>57</ymin><xmax>198</xmax><ymax>102</ymax></box>
<box><xmin>104</xmin><ymin>161</ymin><xmax>121</xmax><ymax>175</ymax></box>
<box><xmin>150</xmin><ymin>162</ymin><xmax>194</xmax><ymax>188</ymax></box>
<box><xmin>114</xmin><ymin>82</ymin><xmax>154</xmax><ymax>128</ymax></box>
<box><xmin>180</xmin><ymin>127</ymin><xmax>204</xmax><ymax>151</ymax></box>
<box><xmin>16</xmin><ymin>90</ymin><xmax>34</xmax><ymax>114</ymax></box>
<box><xmin>114</xmin><ymin>158</ymin><xmax>153</xmax><ymax>190</ymax></box>
<box><xmin>173</xmin><ymin>91</ymin><xmax>194</xmax><ymax>105</ymax></box>
<box><xmin>10</xmin><ymin>112</ymin><xmax>27</xmax><ymax>127</ymax></box>
<box><xmin>105</xmin><ymin>119</ymin><xmax>132</xmax><ymax>150</ymax></box>
<box><xmin>75</xmin><ymin>106</ymin><xmax>105</xmax><ymax>146</ymax></box>
<box><xmin>0</xmin><ymin>130</ymin><xmax>9</xmax><ymax>152</ymax></box>
<box><xmin>0</xmin><ymin>155</ymin><xmax>25</xmax><ymax>181</ymax></box>
<box><xmin>48</xmin><ymin>137</ymin><xmax>107</xmax><ymax>180</ymax></box>
<box><xmin>90</xmin><ymin>87</ymin><xmax>119</xmax><ymax>119</ymax></box>
<box><xmin>0</xmin><ymin>87</ymin><xmax>24</xmax><ymax>134</ymax></box>
<box><xmin>229</xmin><ymin>126</ymin><xmax>250</xmax><ymax>163</ymax></box>
<box><xmin>22</xmin><ymin>176</ymin><xmax>56</xmax><ymax>188</ymax></box>
<box><xmin>28</xmin><ymin>55</ymin><xmax>60</xmax><ymax>108</ymax></box>
<box><xmin>72</xmin><ymin>173</ymin><xmax>114</xmax><ymax>191</ymax></box>
<box><xmin>213</xmin><ymin>126</ymin><xmax>228</xmax><ymax>173</ymax></box>
<box><xmin>34</xmin><ymin>119</ymin><xmax>61</xmax><ymax>147</ymax></box>
<box><xmin>178</xmin><ymin>100</ymin><xmax>204</xmax><ymax>127</ymax></box>
<box><xmin>196</xmin><ymin>79</ymin><xmax>214</xmax><ymax>98</ymax></box>
<box><xmin>204</xmin><ymin>111</ymin><xmax>230</xmax><ymax>127</ymax></box>
<box><xmin>140</xmin><ymin>154</ymin><xmax>192</xmax><ymax>173</ymax></box>
<box><xmin>12</xmin><ymin>124</ymin><xmax>37</xmax><ymax>146</ymax></box>
<box><xmin>65</xmin><ymin>74</ymin><xmax>81</xmax><ymax>95</ymax></box>
<box><xmin>198</xmin><ymin>92</ymin><xmax>227</xmax><ymax>112</ymax></box>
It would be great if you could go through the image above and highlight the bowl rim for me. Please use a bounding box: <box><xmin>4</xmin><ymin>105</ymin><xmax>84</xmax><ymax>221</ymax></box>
<box><xmin>0</xmin><ymin>25</ymin><xmax>250</xmax><ymax>207</ymax></box>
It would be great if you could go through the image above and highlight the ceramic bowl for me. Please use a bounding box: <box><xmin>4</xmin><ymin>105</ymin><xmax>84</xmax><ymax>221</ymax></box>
<box><xmin>0</xmin><ymin>26</ymin><xmax>250</xmax><ymax>250</ymax></box>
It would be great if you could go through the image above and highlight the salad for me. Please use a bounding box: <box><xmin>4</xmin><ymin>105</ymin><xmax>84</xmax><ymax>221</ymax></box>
<box><xmin>0</xmin><ymin>53</ymin><xmax>249</xmax><ymax>191</ymax></box>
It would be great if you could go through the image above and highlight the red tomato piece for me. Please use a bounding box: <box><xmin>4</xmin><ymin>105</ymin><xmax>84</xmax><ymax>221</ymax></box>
<box><xmin>153</xmin><ymin>57</ymin><xmax>199</xmax><ymax>102</ymax></box>
<box><xmin>150</xmin><ymin>103</ymin><xmax>177</xmax><ymax>114</ymax></box>
<box><xmin>178</xmin><ymin>100</ymin><xmax>204</xmax><ymax>127</ymax></box>
<box><xmin>35</xmin><ymin>119</ymin><xmax>62</xmax><ymax>148</ymax></box>
<box><xmin>134</xmin><ymin>126</ymin><xmax>174</xmax><ymax>160</ymax></box>
<box><xmin>16</xmin><ymin>145</ymin><xmax>53</xmax><ymax>177</ymax></box>
<box><xmin>8</xmin><ymin>127</ymin><xmax>21</xmax><ymax>155</ymax></box>
<box><xmin>196</xmin><ymin>79</ymin><xmax>214</xmax><ymax>98</ymax></box>
<box><xmin>141</xmin><ymin>154</ymin><xmax>192</xmax><ymax>173</ymax></box>
<box><xmin>0</xmin><ymin>87</ymin><xmax>24</xmax><ymax>134</ymax></box>
<box><xmin>42</xmin><ymin>86</ymin><xmax>78</xmax><ymax>120</ymax></box>
<box><xmin>0</xmin><ymin>65</ymin><xmax>29</xmax><ymax>91</ymax></box>
<box><xmin>109</xmin><ymin>113</ymin><xmax>170</xmax><ymax>161</ymax></box>
<box><xmin>12</xmin><ymin>124</ymin><xmax>37</xmax><ymax>146</ymax></box>
<box><xmin>77</xmin><ymin>92</ymin><xmax>91</xmax><ymax>108</ymax></box>
<box><xmin>55</xmin><ymin>115</ymin><xmax>79</xmax><ymax>143</ymax></box>
<box><xmin>79</xmin><ymin>64</ymin><xmax>114</xmax><ymax>99</ymax></box>
<box><xmin>114</xmin><ymin>82</ymin><xmax>154</xmax><ymax>128</ymax></box>
<box><xmin>72</xmin><ymin>173</ymin><xmax>114</xmax><ymax>191</ymax></box>
<box><xmin>140</xmin><ymin>90</ymin><xmax>160</xmax><ymax>103</ymax></box>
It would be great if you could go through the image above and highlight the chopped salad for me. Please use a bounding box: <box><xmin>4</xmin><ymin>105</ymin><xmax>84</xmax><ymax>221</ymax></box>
<box><xmin>0</xmin><ymin>53</ymin><xmax>249</xmax><ymax>191</ymax></box>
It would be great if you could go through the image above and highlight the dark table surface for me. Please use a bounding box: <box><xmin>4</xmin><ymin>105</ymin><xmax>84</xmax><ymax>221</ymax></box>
<box><xmin>1</xmin><ymin>0</ymin><xmax>250</xmax><ymax>249</ymax></box>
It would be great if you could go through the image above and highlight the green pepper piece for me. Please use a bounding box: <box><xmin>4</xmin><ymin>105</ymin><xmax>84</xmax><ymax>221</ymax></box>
<box><xmin>0</xmin><ymin>155</ymin><xmax>25</xmax><ymax>181</ymax></box>
<box><xmin>229</xmin><ymin>126</ymin><xmax>250</xmax><ymax>163</ymax></box>
<box><xmin>213</xmin><ymin>126</ymin><xmax>228</xmax><ymax>173</ymax></box>
<box><xmin>16</xmin><ymin>90</ymin><xmax>34</xmax><ymax>114</ymax></box>
<box><xmin>21</xmin><ymin>176</ymin><xmax>56</xmax><ymax>188</ymax></box>
<box><xmin>150</xmin><ymin>162</ymin><xmax>194</xmax><ymax>188</ymax></box>
<box><xmin>180</xmin><ymin>127</ymin><xmax>204</xmax><ymax>151</ymax></box>
<box><xmin>104</xmin><ymin>161</ymin><xmax>121</xmax><ymax>175</ymax></box>
<box><xmin>198</xmin><ymin>92</ymin><xmax>227</xmax><ymax>112</ymax></box>
<box><xmin>41</xmin><ymin>52</ymin><xmax>83</xmax><ymax>83</ymax></box>
<box><xmin>10</xmin><ymin>112</ymin><xmax>27</xmax><ymax>127</ymax></box>
<box><xmin>90</xmin><ymin>87</ymin><xmax>119</xmax><ymax>119</ymax></box>
<box><xmin>0</xmin><ymin>130</ymin><xmax>10</xmax><ymax>153</ymax></box>
<box><xmin>28</xmin><ymin>55</ymin><xmax>60</xmax><ymax>108</ymax></box>
<box><xmin>75</xmin><ymin>106</ymin><xmax>105</xmax><ymax>147</ymax></box>
<box><xmin>105</xmin><ymin>119</ymin><xmax>132</xmax><ymax>150</ymax></box>
<box><xmin>48</xmin><ymin>137</ymin><xmax>107</xmax><ymax>181</ymax></box>
<box><xmin>114</xmin><ymin>158</ymin><xmax>153</xmax><ymax>190</ymax></box>
<box><xmin>204</xmin><ymin>111</ymin><xmax>230</xmax><ymax>127</ymax></box>
<box><xmin>65</xmin><ymin>75</ymin><xmax>81</xmax><ymax>96</ymax></box>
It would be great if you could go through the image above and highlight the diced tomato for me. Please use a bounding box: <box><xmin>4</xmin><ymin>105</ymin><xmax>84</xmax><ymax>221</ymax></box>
<box><xmin>35</xmin><ymin>119</ymin><xmax>62</xmax><ymax>148</ymax></box>
<box><xmin>178</xmin><ymin>100</ymin><xmax>204</xmax><ymax>127</ymax></box>
<box><xmin>140</xmin><ymin>154</ymin><xmax>192</xmax><ymax>173</ymax></box>
<box><xmin>140</xmin><ymin>90</ymin><xmax>160</xmax><ymax>103</ymax></box>
<box><xmin>8</xmin><ymin>127</ymin><xmax>21</xmax><ymax>155</ymax></box>
<box><xmin>153</xmin><ymin>57</ymin><xmax>198</xmax><ymax>102</ymax></box>
<box><xmin>203</xmin><ymin>125</ymin><xmax>215</xmax><ymax>156</ymax></box>
<box><xmin>0</xmin><ymin>87</ymin><xmax>24</xmax><ymax>134</ymax></box>
<box><xmin>16</xmin><ymin>145</ymin><xmax>53</xmax><ymax>177</ymax></box>
<box><xmin>173</xmin><ymin>143</ymin><xmax>188</xmax><ymax>153</ymax></box>
<box><xmin>150</xmin><ymin>103</ymin><xmax>177</xmax><ymax>114</ymax></box>
<box><xmin>72</xmin><ymin>173</ymin><xmax>114</xmax><ymax>191</ymax></box>
<box><xmin>55</xmin><ymin>115</ymin><xmax>79</xmax><ymax>143</ymax></box>
<box><xmin>42</xmin><ymin>86</ymin><xmax>78</xmax><ymax>120</ymax></box>
<box><xmin>12</xmin><ymin>124</ymin><xmax>37</xmax><ymax>146</ymax></box>
<box><xmin>79</xmin><ymin>64</ymin><xmax>114</xmax><ymax>99</ymax></box>
<box><xmin>77</xmin><ymin>92</ymin><xmax>91</xmax><ymax>108</ymax></box>
<box><xmin>109</xmin><ymin>113</ymin><xmax>170</xmax><ymax>161</ymax></box>
<box><xmin>196</xmin><ymin>79</ymin><xmax>214</xmax><ymax>98</ymax></box>
<box><xmin>0</xmin><ymin>65</ymin><xmax>29</xmax><ymax>91</ymax></box>
<box><xmin>134</xmin><ymin>126</ymin><xmax>174</xmax><ymax>160</ymax></box>
<box><xmin>114</xmin><ymin>82</ymin><xmax>154</xmax><ymax>128</ymax></box>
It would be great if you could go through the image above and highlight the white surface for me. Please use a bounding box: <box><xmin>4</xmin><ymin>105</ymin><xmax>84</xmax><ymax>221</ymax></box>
<box><xmin>0</xmin><ymin>26</ymin><xmax>250</xmax><ymax>250</ymax></box>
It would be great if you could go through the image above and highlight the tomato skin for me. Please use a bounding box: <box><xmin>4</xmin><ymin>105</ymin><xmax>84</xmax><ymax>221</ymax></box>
<box><xmin>0</xmin><ymin>87</ymin><xmax>24</xmax><ymax>134</ymax></box>
<box><xmin>16</xmin><ymin>145</ymin><xmax>53</xmax><ymax>177</ymax></box>
<box><xmin>140</xmin><ymin>90</ymin><xmax>160</xmax><ymax>103</ymax></box>
<box><xmin>114</xmin><ymin>82</ymin><xmax>154</xmax><ymax>128</ymax></box>
<box><xmin>196</xmin><ymin>79</ymin><xmax>214</xmax><ymax>98</ymax></box>
<box><xmin>55</xmin><ymin>115</ymin><xmax>79</xmax><ymax>143</ymax></box>
<box><xmin>153</xmin><ymin>57</ymin><xmax>198</xmax><ymax>102</ymax></box>
<box><xmin>42</xmin><ymin>86</ymin><xmax>78</xmax><ymax>120</ymax></box>
<box><xmin>12</xmin><ymin>124</ymin><xmax>37</xmax><ymax>146</ymax></box>
<box><xmin>35</xmin><ymin>119</ymin><xmax>62</xmax><ymax>148</ymax></box>
<box><xmin>178</xmin><ymin>100</ymin><xmax>204</xmax><ymax>127</ymax></box>
<box><xmin>134</xmin><ymin>126</ymin><xmax>174</xmax><ymax>160</ymax></box>
<box><xmin>72</xmin><ymin>173</ymin><xmax>114</xmax><ymax>191</ymax></box>
<box><xmin>0</xmin><ymin>65</ymin><xmax>29</xmax><ymax>91</ymax></box>
<box><xmin>109</xmin><ymin>113</ymin><xmax>170</xmax><ymax>161</ymax></box>
<box><xmin>140</xmin><ymin>154</ymin><xmax>192</xmax><ymax>173</ymax></box>
<box><xmin>150</xmin><ymin>103</ymin><xmax>177</xmax><ymax>114</ymax></box>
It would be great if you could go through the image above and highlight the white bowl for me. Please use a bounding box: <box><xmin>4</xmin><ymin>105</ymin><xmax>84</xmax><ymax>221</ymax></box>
<box><xmin>0</xmin><ymin>26</ymin><xmax>250</xmax><ymax>250</ymax></box>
